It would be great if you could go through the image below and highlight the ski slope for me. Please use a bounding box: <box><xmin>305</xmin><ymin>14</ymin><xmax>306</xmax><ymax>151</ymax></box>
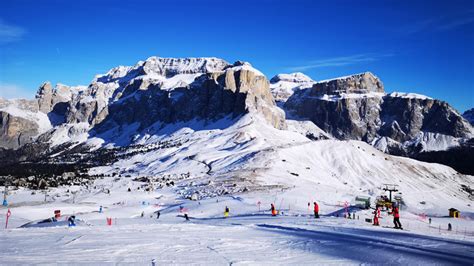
<box><xmin>1</xmin><ymin>192</ymin><xmax>473</xmax><ymax>264</ymax></box>
<box><xmin>1</xmin><ymin>114</ymin><xmax>473</xmax><ymax>264</ymax></box>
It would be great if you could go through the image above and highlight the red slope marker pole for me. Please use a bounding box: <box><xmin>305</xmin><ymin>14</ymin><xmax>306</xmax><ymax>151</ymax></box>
<box><xmin>5</xmin><ymin>209</ymin><xmax>11</xmax><ymax>229</ymax></box>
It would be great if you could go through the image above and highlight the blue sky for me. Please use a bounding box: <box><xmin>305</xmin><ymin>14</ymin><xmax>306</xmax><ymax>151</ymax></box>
<box><xmin>0</xmin><ymin>0</ymin><xmax>473</xmax><ymax>112</ymax></box>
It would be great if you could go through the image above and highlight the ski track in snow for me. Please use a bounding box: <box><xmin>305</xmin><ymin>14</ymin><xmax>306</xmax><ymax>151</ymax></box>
<box><xmin>256</xmin><ymin>223</ymin><xmax>474</xmax><ymax>265</ymax></box>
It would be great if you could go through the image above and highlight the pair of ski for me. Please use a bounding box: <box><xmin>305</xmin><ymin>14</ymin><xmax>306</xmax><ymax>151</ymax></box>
<box><xmin>382</xmin><ymin>226</ymin><xmax>406</xmax><ymax>230</ymax></box>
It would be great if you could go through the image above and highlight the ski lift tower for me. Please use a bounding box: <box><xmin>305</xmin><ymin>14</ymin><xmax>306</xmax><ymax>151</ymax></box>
<box><xmin>382</xmin><ymin>184</ymin><xmax>399</xmax><ymax>202</ymax></box>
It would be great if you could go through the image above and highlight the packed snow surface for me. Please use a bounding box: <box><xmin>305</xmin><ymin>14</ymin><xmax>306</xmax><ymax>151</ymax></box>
<box><xmin>1</xmin><ymin>178</ymin><xmax>473</xmax><ymax>264</ymax></box>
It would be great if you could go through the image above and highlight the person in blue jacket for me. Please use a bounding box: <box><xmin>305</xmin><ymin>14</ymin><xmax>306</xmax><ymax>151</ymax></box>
<box><xmin>68</xmin><ymin>216</ymin><xmax>76</xmax><ymax>227</ymax></box>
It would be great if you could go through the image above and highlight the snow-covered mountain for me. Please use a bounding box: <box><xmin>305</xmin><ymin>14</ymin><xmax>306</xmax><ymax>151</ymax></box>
<box><xmin>282</xmin><ymin>72</ymin><xmax>474</xmax><ymax>174</ymax></box>
<box><xmin>0</xmin><ymin>57</ymin><xmax>285</xmax><ymax>150</ymax></box>
<box><xmin>269</xmin><ymin>72</ymin><xmax>315</xmax><ymax>103</ymax></box>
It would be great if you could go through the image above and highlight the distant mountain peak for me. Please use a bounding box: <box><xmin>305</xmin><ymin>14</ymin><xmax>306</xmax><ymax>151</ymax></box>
<box><xmin>270</xmin><ymin>72</ymin><xmax>314</xmax><ymax>84</ymax></box>
<box><xmin>95</xmin><ymin>56</ymin><xmax>230</xmax><ymax>84</ymax></box>
<box><xmin>463</xmin><ymin>108</ymin><xmax>474</xmax><ymax>126</ymax></box>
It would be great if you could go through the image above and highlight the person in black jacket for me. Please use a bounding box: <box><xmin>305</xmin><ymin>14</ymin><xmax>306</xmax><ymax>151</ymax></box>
<box><xmin>68</xmin><ymin>215</ymin><xmax>76</xmax><ymax>227</ymax></box>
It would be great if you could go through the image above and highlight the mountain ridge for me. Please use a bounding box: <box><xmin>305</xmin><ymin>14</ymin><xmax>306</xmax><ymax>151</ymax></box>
<box><xmin>1</xmin><ymin>56</ymin><xmax>473</xmax><ymax>175</ymax></box>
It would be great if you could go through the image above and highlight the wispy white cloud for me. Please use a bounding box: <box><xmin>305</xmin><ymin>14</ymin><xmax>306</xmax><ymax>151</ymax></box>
<box><xmin>288</xmin><ymin>53</ymin><xmax>393</xmax><ymax>72</ymax></box>
<box><xmin>435</xmin><ymin>16</ymin><xmax>474</xmax><ymax>31</ymax></box>
<box><xmin>0</xmin><ymin>83</ymin><xmax>33</xmax><ymax>100</ymax></box>
<box><xmin>403</xmin><ymin>11</ymin><xmax>474</xmax><ymax>34</ymax></box>
<box><xmin>0</xmin><ymin>19</ymin><xmax>26</xmax><ymax>44</ymax></box>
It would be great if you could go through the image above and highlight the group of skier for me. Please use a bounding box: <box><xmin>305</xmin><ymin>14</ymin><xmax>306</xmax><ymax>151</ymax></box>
<box><xmin>229</xmin><ymin>200</ymin><xmax>402</xmax><ymax>229</ymax></box>
<box><xmin>373</xmin><ymin>204</ymin><xmax>402</xmax><ymax>229</ymax></box>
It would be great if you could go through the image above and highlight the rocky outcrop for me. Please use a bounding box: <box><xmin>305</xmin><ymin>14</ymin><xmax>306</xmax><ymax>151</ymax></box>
<box><xmin>380</xmin><ymin>94</ymin><xmax>472</xmax><ymax>142</ymax></box>
<box><xmin>36</xmin><ymin>82</ymin><xmax>54</xmax><ymax>113</ymax></box>
<box><xmin>36</xmin><ymin>82</ymin><xmax>73</xmax><ymax>113</ymax></box>
<box><xmin>94</xmin><ymin>61</ymin><xmax>286</xmax><ymax>132</ymax></box>
<box><xmin>312</xmin><ymin>72</ymin><xmax>384</xmax><ymax>95</ymax></box>
<box><xmin>0</xmin><ymin>111</ymin><xmax>40</xmax><ymax>149</ymax></box>
<box><xmin>285</xmin><ymin>72</ymin><xmax>472</xmax><ymax>143</ymax></box>
<box><xmin>35</xmin><ymin>82</ymin><xmax>88</xmax><ymax>127</ymax></box>
<box><xmin>285</xmin><ymin>72</ymin><xmax>385</xmax><ymax>141</ymax></box>
<box><xmin>215</xmin><ymin>62</ymin><xmax>286</xmax><ymax>129</ymax></box>
<box><xmin>463</xmin><ymin>108</ymin><xmax>474</xmax><ymax>126</ymax></box>
<box><xmin>0</xmin><ymin>98</ymin><xmax>50</xmax><ymax>149</ymax></box>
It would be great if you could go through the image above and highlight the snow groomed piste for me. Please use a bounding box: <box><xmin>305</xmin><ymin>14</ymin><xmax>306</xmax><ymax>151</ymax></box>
<box><xmin>1</xmin><ymin>174</ymin><xmax>473</xmax><ymax>265</ymax></box>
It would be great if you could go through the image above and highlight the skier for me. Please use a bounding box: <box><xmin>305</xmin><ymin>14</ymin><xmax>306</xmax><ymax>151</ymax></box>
<box><xmin>224</xmin><ymin>206</ymin><xmax>229</xmax><ymax>218</ymax></box>
<box><xmin>99</xmin><ymin>206</ymin><xmax>103</xmax><ymax>213</ymax></box>
<box><xmin>156</xmin><ymin>211</ymin><xmax>161</xmax><ymax>219</ymax></box>
<box><xmin>313</xmin><ymin>202</ymin><xmax>319</xmax><ymax>218</ymax></box>
<box><xmin>68</xmin><ymin>215</ymin><xmax>76</xmax><ymax>227</ymax></box>
<box><xmin>271</xmin><ymin>203</ymin><xmax>277</xmax><ymax>216</ymax></box>
<box><xmin>373</xmin><ymin>206</ymin><xmax>380</xmax><ymax>226</ymax></box>
<box><xmin>390</xmin><ymin>205</ymin><xmax>402</xmax><ymax>229</ymax></box>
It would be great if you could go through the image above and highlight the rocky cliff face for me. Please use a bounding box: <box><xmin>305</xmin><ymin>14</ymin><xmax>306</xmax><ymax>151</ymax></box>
<box><xmin>285</xmin><ymin>72</ymin><xmax>472</xmax><ymax>143</ymax></box>
<box><xmin>310</xmin><ymin>72</ymin><xmax>384</xmax><ymax>95</ymax></box>
<box><xmin>0</xmin><ymin>111</ymin><xmax>39</xmax><ymax>149</ymax></box>
<box><xmin>0</xmin><ymin>98</ymin><xmax>52</xmax><ymax>149</ymax></box>
<box><xmin>93</xmin><ymin>61</ymin><xmax>286</xmax><ymax>133</ymax></box>
<box><xmin>283</xmin><ymin>72</ymin><xmax>474</xmax><ymax>173</ymax></box>
<box><xmin>284</xmin><ymin>72</ymin><xmax>385</xmax><ymax>141</ymax></box>
<box><xmin>380</xmin><ymin>94</ymin><xmax>472</xmax><ymax>142</ymax></box>
<box><xmin>0</xmin><ymin>57</ymin><xmax>285</xmax><ymax>150</ymax></box>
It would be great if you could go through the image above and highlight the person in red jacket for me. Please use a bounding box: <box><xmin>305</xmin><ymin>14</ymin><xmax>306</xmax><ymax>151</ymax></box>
<box><xmin>390</xmin><ymin>206</ymin><xmax>402</xmax><ymax>229</ymax></box>
<box><xmin>271</xmin><ymin>203</ymin><xmax>277</xmax><ymax>216</ymax></box>
<box><xmin>373</xmin><ymin>206</ymin><xmax>380</xmax><ymax>226</ymax></box>
<box><xmin>313</xmin><ymin>202</ymin><xmax>319</xmax><ymax>218</ymax></box>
